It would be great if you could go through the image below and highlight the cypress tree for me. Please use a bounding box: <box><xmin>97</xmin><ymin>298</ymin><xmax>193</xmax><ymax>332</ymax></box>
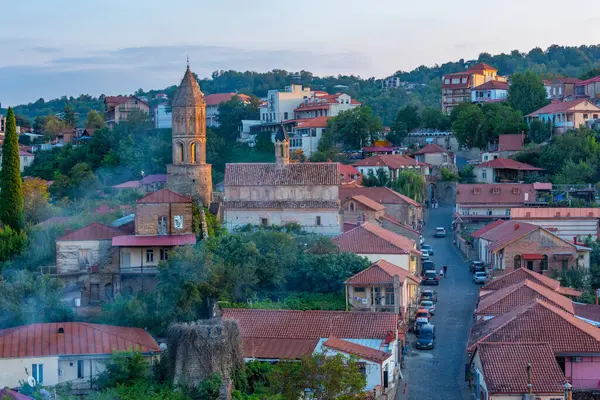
<box><xmin>0</xmin><ymin>107</ymin><xmax>25</xmax><ymax>230</ymax></box>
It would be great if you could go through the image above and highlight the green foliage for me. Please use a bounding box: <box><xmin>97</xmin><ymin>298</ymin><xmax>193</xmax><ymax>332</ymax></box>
<box><xmin>440</xmin><ymin>167</ymin><xmax>460</xmax><ymax>181</ymax></box>
<box><xmin>361</xmin><ymin>169</ymin><xmax>390</xmax><ymax>187</ymax></box>
<box><xmin>420</xmin><ymin>107</ymin><xmax>450</xmax><ymax>130</ymax></box>
<box><xmin>95</xmin><ymin>350</ymin><xmax>149</xmax><ymax>389</ymax></box>
<box><xmin>391</xmin><ymin>169</ymin><xmax>426</xmax><ymax>203</ymax></box>
<box><xmin>90</xmin><ymin>381</ymin><xmax>191</xmax><ymax>400</ymax></box>
<box><xmin>459</xmin><ymin>165</ymin><xmax>476</xmax><ymax>183</ymax></box>
<box><xmin>197</xmin><ymin>373</ymin><xmax>222</xmax><ymax>400</ymax></box>
<box><xmin>63</xmin><ymin>103</ymin><xmax>78</xmax><ymax>128</ymax></box>
<box><xmin>527</xmin><ymin>119</ymin><xmax>553</xmax><ymax>143</ymax></box>
<box><xmin>580</xmin><ymin>68</ymin><xmax>600</xmax><ymax>80</ymax></box>
<box><xmin>508</xmin><ymin>71</ymin><xmax>550</xmax><ymax>116</ymax></box>
<box><xmin>393</xmin><ymin>104</ymin><xmax>421</xmax><ymax>132</ymax></box>
<box><xmin>85</xmin><ymin>110</ymin><xmax>105</xmax><ymax>129</ymax></box>
<box><xmin>221</xmin><ymin>292</ymin><xmax>346</xmax><ymax>311</ymax></box>
<box><xmin>0</xmin><ymin>108</ymin><xmax>25</xmax><ymax>230</ymax></box>
<box><xmin>0</xmin><ymin>226</ymin><xmax>27</xmax><ymax>262</ymax></box>
<box><xmin>327</xmin><ymin>106</ymin><xmax>382</xmax><ymax>149</ymax></box>
<box><xmin>552</xmin><ymin>160</ymin><xmax>597</xmax><ymax>184</ymax></box>
<box><xmin>451</xmin><ymin>104</ymin><xmax>485</xmax><ymax>148</ymax></box>
<box><xmin>216</xmin><ymin>97</ymin><xmax>259</xmax><ymax>143</ymax></box>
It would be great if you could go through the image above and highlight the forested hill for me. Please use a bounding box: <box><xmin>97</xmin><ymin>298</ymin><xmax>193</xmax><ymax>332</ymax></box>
<box><xmin>3</xmin><ymin>44</ymin><xmax>600</xmax><ymax>126</ymax></box>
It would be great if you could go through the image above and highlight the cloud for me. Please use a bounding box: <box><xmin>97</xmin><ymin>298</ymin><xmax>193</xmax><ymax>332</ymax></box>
<box><xmin>0</xmin><ymin>44</ymin><xmax>370</xmax><ymax>104</ymax></box>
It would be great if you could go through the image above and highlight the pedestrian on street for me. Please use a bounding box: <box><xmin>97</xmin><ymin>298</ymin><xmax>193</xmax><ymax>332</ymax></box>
<box><xmin>443</xmin><ymin>265</ymin><xmax>448</xmax><ymax>276</ymax></box>
<box><xmin>439</xmin><ymin>268</ymin><xmax>444</xmax><ymax>279</ymax></box>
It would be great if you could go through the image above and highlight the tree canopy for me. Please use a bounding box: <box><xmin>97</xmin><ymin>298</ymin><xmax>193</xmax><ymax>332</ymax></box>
<box><xmin>508</xmin><ymin>71</ymin><xmax>549</xmax><ymax>116</ymax></box>
<box><xmin>326</xmin><ymin>106</ymin><xmax>382</xmax><ymax>149</ymax></box>
<box><xmin>0</xmin><ymin>108</ymin><xmax>25</xmax><ymax>230</ymax></box>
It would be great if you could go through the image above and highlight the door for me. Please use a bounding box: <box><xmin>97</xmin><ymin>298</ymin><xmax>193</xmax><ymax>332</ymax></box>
<box><xmin>122</xmin><ymin>252</ymin><xmax>131</xmax><ymax>269</ymax></box>
<box><xmin>527</xmin><ymin>261</ymin><xmax>533</xmax><ymax>270</ymax></box>
<box><xmin>90</xmin><ymin>284</ymin><xmax>100</xmax><ymax>302</ymax></box>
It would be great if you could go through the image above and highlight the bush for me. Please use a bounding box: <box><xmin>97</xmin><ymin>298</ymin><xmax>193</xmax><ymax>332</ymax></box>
<box><xmin>440</xmin><ymin>167</ymin><xmax>459</xmax><ymax>182</ymax></box>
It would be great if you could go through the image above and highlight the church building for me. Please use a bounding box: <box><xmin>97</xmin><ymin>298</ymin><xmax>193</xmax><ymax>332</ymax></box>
<box><xmin>166</xmin><ymin>65</ymin><xmax>213</xmax><ymax>206</ymax></box>
<box><xmin>223</xmin><ymin>125</ymin><xmax>341</xmax><ymax>235</ymax></box>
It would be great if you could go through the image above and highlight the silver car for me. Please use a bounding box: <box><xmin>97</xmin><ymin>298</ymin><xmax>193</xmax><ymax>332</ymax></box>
<box><xmin>419</xmin><ymin>300</ymin><xmax>436</xmax><ymax>316</ymax></box>
<box><xmin>473</xmin><ymin>271</ymin><xmax>487</xmax><ymax>284</ymax></box>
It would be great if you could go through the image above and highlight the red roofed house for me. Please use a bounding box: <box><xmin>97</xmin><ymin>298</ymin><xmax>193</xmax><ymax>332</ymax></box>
<box><xmin>353</xmin><ymin>154</ymin><xmax>430</xmax><ymax>180</ymax></box>
<box><xmin>222</xmin><ymin>308</ymin><xmax>398</xmax><ymax>394</ymax></box>
<box><xmin>547</xmin><ymin>77</ymin><xmax>581</xmax><ymax>100</ymax></box>
<box><xmin>345</xmin><ymin>259</ymin><xmax>421</xmax><ymax>319</ymax></box>
<box><xmin>472</xmin><ymin>158</ymin><xmax>544</xmax><ymax>184</ymax></box>
<box><xmin>205</xmin><ymin>93</ymin><xmax>250</xmax><ymax>128</ymax></box>
<box><xmin>0</xmin><ymin>150</ymin><xmax>35</xmax><ymax>173</ymax></box>
<box><xmin>0</xmin><ymin>322</ymin><xmax>159</xmax><ymax>390</ymax></box>
<box><xmin>293</xmin><ymin>92</ymin><xmax>360</xmax><ymax>120</ymax></box>
<box><xmin>442</xmin><ymin>62</ymin><xmax>507</xmax><ymax>114</ymax></box>
<box><xmin>341</xmin><ymin>194</ymin><xmax>386</xmax><ymax>225</ymax></box>
<box><xmin>470</xmin><ymin>342</ymin><xmax>567</xmax><ymax>399</ymax></box>
<box><xmin>333</xmin><ymin>221</ymin><xmax>421</xmax><ymax>276</ymax></box>
<box><xmin>289</xmin><ymin>116</ymin><xmax>331</xmax><ymax>158</ymax></box>
<box><xmin>476</xmin><ymin>220</ymin><xmax>591</xmax><ymax>277</ymax></box>
<box><xmin>575</xmin><ymin>75</ymin><xmax>600</xmax><ymax>100</ymax></box>
<box><xmin>510</xmin><ymin>207</ymin><xmax>600</xmax><ymax>242</ymax></box>
<box><xmin>339</xmin><ymin>164</ymin><xmax>362</xmax><ymax>185</ymax></box>
<box><xmin>481</xmin><ymin>133</ymin><xmax>525</xmax><ymax>162</ymax></box>
<box><xmin>55</xmin><ymin>223</ymin><xmax>125</xmax><ymax>306</ymax></box>
<box><xmin>526</xmin><ymin>98</ymin><xmax>600</xmax><ymax>135</ymax></box>
<box><xmin>470</xmin><ymin>79</ymin><xmax>509</xmax><ymax>105</ymax></box>
<box><xmin>112</xmin><ymin>189</ymin><xmax>196</xmax><ymax>293</ymax></box>
<box><xmin>412</xmin><ymin>143</ymin><xmax>455</xmax><ymax>167</ymax></box>
<box><xmin>104</xmin><ymin>96</ymin><xmax>150</xmax><ymax>130</ymax></box>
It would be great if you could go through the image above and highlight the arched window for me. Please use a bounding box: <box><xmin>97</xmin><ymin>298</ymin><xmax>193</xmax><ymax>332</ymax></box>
<box><xmin>514</xmin><ymin>255</ymin><xmax>522</xmax><ymax>270</ymax></box>
<box><xmin>178</xmin><ymin>143</ymin><xmax>184</xmax><ymax>163</ymax></box>
<box><xmin>541</xmin><ymin>255</ymin><xmax>549</xmax><ymax>271</ymax></box>
<box><xmin>190</xmin><ymin>143</ymin><xmax>196</xmax><ymax>163</ymax></box>
<box><xmin>349</xmin><ymin>201</ymin><xmax>356</xmax><ymax>211</ymax></box>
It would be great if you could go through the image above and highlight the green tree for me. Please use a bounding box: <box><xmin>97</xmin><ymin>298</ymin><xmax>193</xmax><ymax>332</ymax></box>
<box><xmin>390</xmin><ymin>169</ymin><xmax>425</xmax><ymax>203</ymax></box>
<box><xmin>420</xmin><ymin>107</ymin><xmax>450</xmax><ymax>130</ymax></box>
<box><xmin>44</xmin><ymin>115</ymin><xmax>68</xmax><ymax>138</ymax></box>
<box><xmin>63</xmin><ymin>103</ymin><xmax>78</xmax><ymax>128</ymax></box>
<box><xmin>527</xmin><ymin>119</ymin><xmax>552</xmax><ymax>143</ymax></box>
<box><xmin>198</xmin><ymin>373</ymin><xmax>223</xmax><ymax>400</ymax></box>
<box><xmin>451</xmin><ymin>104</ymin><xmax>485</xmax><ymax>148</ymax></box>
<box><xmin>476</xmin><ymin>103</ymin><xmax>527</xmax><ymax>148</ymax></box>
<box><xmin>327</xmin><ymin>106</ymin><xmax>382</xmax><ymax>149</ymax></box>
<box><xmin>15</xmin><ymin>114</ymin><xmax>31</xmax><ymax>130</ymax></box>
<box><xmin>216</xmin><ymin>96</ymin><xmax>259</xmax><ymax>143</ymax></box>
<box><xmin>508</xmin><ymin>71</ymin><xmax>549</xmax><ymax>116</ymax></box>
<box><xmin>22</xmin><ymin>177</ymin><xmax>53</xmax><ymax>223</ymax></box>
<box><xmin>85</xmin><ymin>110</ymin><xmax>105</xmax><ymax>129</ymax></box>
<box><xmin>95</xmin><ymin>350</ymin><xmax>149</xmax><ymax>388</ymax></box>
<box><xmin>0</xmin><ymin>226</ymin><xmax>27</xmax><ymax>262</ymax></box>
<box><xmin>552</xmin><ymin>160</ymin><xmax>596</xmax><ymax>184</ymax></box>
<box><xmin>361</xmin><ymin>169</ymin><xmax>390</xmax><ymax>187</ymax></box>
<box><xmin>440</xmin><ymin>167</ymin><xmax>459</xmax><ymax>181</ymax></box>
<box><xmin>459</xmin><ymin>165</ymin><xmax>476</xmax><ymax>183</ymax></box>
<box><xmin>0</xmin><ymin>108</ymin><xmax>25</xmax><ymax>230</ymax></box>
<box><xmin>579</xmin><ymin>68</ymin><xmax>600</xmax><ymax>80</ymax></box>
<box><xmin>393</xmin><ymin>105</ymin><xmax>421</xmax><ymax>131</ymax></box>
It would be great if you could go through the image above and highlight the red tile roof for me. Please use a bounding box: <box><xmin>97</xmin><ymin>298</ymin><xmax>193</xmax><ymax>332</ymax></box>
<box><xmin>222</xmin><ymin>309</ymin><xmax>397</xmax><ymax>339</ymax></box>
<box><xmin>339</xmin><ymin>186</ymin><xmax>421</xmax><ymax>207</ymax></box>
<box><xmin>224</xmin><ymin>162</ymin><xmax>340</xmax><ymax>186</ymax></box>
<box><xmin>526</xmin><ymin>99</ymin><xmax>600</xmax><ymax>117</ymax></box>
<box><xmin>480</xmin><ymin>268</ymin><xmax>581</xmax><ymax>296</ymax></box>
<box><xmin>476</xmin><ymin>158</ymin><xmax>543</xmax><ymax>171</ymax></box>
<box><xmin>112</xmin><ymin>234</ymin><xmax>196</xmax><ymax>247</ymax></box>
<box><xmin>476</xmin><ymin>342</ymin><xmax>565</xmax><ymax>395</ymax></box>
<box><xmin>241</xmin><ymin>337</ymin><xmax>319</xmax><ymax>359</ymax></box>
<box><xmin>475</xmin><ymin>280</ymin><xmax>575</xmax><ymax>316</ymax></box>
<box><xmin>468</xmin><ymin>62</ymin><xmax>498</xmax><ymax>72</ymax></box>
<box><xmin>323</xmin><ymin>337</ymin><xmax>392</xmax><ymax>364</ymax></box>
<box><xmin>0</xmin><ymin>322</ymin><xmax>160</xmax><ymax>358</ymax></box>
<box><xmin>573</xmin><ymin>303</ymin><xmax>600</xmax><ymax>323</ymax></box>
<box><xmin>510</xmin><ymin>207</ymin><xmax>600</xmax><ymax>220</ymax></box>
<box><xmin>36</xmin><ymin>216</ymin><xmax>71</xmax><ymax>227</ymax></box>
<box><xmin>577</xmin><ymin>76</ymin><xmax>600</xmax><ymax>85</ymax></box>
<box><xmin>339</xmin><ymin>164</ymin><xmax>362</xmax><ymax>184</ymax></box>
<box><xmin>104</xmin><ymin>95</ymin><xmax>149</xmax><ymax>107</ymax></box>
<box><xmin>352</xmin><ymin>154</ymin><xmax>421</xmax><ymax>169</ymax></box>
<box><xmin>57</xmin><ymin>223</ymin><xmax>124</xmax><ymax>241</ymax></box>
<box><xmin>498</xmin><ymin>134</ymin><xmax>524</xmax><ymax>152</ymax></box>
<box><xmin>350</xmin><ymin>195</ymin><xmax>386</xmax><ymax>211</ymax></box>
<box><xmin>555</xmin><ymin>77</ymin><xmax>581</xmax><ymax>84</ymax></box>
<box><xmin>380</xmin><ymin>214</ymin><xmax>419</xmax><ymax>234</ymax></box>
<box><xmin>19</xmin><ymin>150</ymin><xmax>33</xmax><ymax>157</ymax></box>
<box><xmin>479</xmin><ymin>221</ymin><xmax>539</xmax><ymax>252</ymax></box>
<box><xmin>471</xmin><ymin>220</ymin><xmax>505</xmax><ymax>239</ymax></box>
<box><xmin>296</xmin><ymin>116</ymin><xmax>330</xmax><ymax>129</ymax></box>
<box><xmin>468</xmin><ymin>299</ymin><xmax>600</xmax><ymax>354</ymax></box>
<box><xmin>346</xmin><ymin>259</ymin><xmax>421</xmax><ymax>285</ymax></box>
<box><xmin>204</xmin><ymin>93</ymin><xmax>250</xmax><ymax>106</ymax></box>
<box><xmin>362</xmin><ymin>146</ymin><xmax>398</xmax><ymax>152</ymax></box>
<box><xmin>137</xmin><ymin>188</ymin><xmax>192</xmax><ymax>203</ymax></box>
<box><xmin>113</xmin><ymin>180</ymin><xmax>141</xmax><ymax>189</ymax></box>
<box><xmin>456</xmin><ymin>184</ymin><xmax>535</xmax><ymax>205</ymax></box>
<box><xmin>333</xmin><ymin>222</ymin><xmax>420</xmax><ymax>255</ymax></box>
<box><xmin>413</xmin><ymin>143</ymin><xmax>449</xmax><ymax>155</ymax></box>
<box><xmin>140</xmin><ymin>174</ymin><xmax>167</xmax><ymax>185</ymax></box>
<box><xmin>473</xmin><ymin>80</ymin><xmax>509</xmax><ymax>91</ymax></box>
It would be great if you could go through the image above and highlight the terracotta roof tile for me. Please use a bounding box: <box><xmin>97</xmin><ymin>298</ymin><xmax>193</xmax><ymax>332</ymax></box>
<box><xmin>140</xmin><ymin>174</ymin><xmax>167</xmax><ymax>185</ymax></box>
<box><xmin>0</xmin><ymin>322</ymin><xmax>159</xmax><ymax>358</ymax></box>
<box><xmin>324</xmin><ymin>337</ymin><xmax>392</xmax><ymax>363</ymax></box>
<box><xmin>339</xmin><ymin>164</ymin><xmax>362</xmax><ymax>184</ymax></box>
<box><xmin>333</xmin><ymin>222</ymin><xmax>419</xmax><ymax>255</ymax></box>
<box><xmin>473</xmin><ymin>80</ymin><xmax>509</xmax><ymax>91</ymax></box>
<box><xmin>479</xmin><ymin>221</ymin><xmax>539</xmax><ymax>252</ymax></box>
<box><xmin>204</xmin><ymin>93</ymin><xmax>250</xmax><ymax>106</ymax></box>
<box><xmin>482</xmin><ymin>268</ymin><xmax>561</xmax><ymax>292</ymax></box>
<box><xmin>574</xmin><ymin>303</ymin><xmax>600</xmax><ymax>323</ymax></box>
<box><xmin>468</xmin><ymin>62</ymin><xmax>498</xmax><ymax>72</ymax></box>
<box><xmin>468</xmin><ymin>299</ymin><xmax>600</xmax><ymax>354</ymax></box>
<box><xmin>471</xmin><ymin>220</ymin><xmax>505</xmax><ymax>238</ymax></box>
<box><xmin>296</xmin><ymin>116</ymin><xmax>331</xmax><ymax>129</ymax></box>
<box><xmin>475</xmin><ymin>280</ymin><xmax>574</xmax><ymax>316</ymax></box>
<box><xmin>526</xmin><ymin>99</ymin><xmax>600</xmax><ymax>117</ymax></box>
<box><xmin>456</xmin><ymin>184</ymin><xmax>535</xmax><ymax>205</ymax></box>
<box><xmin>222</xmin><ymin>309</ymin><xmax>397</xmax><ymax>339</ymax></box>
<box><xmin>413</xmin><ymin>143</ymin><xmax>449</xmax><ymax>155</ymax></box>
<box><xmin>352</xmin><ymin>154</ymin><xmax>421</xmax><ymax>169</ymax></box>
<box><xmin>510</xmin><ymin>207</ymin><xmax>600</xmax><ymax>219</ymax></box>
<box><xmin>350</xmin><ymin>195</ymin><xmax>386</xmax><ymax>211</ymax></box>
<box><xmin>339</xmin><ymin>186</ymin><xmax>421</xmax><ymax>207</ymax></box>
<box><xmin>224</xmin><ymin>163</ymin><xmax>340</xmax><ymax>186</ymax></box>
<box><xmin>498</xmin><ymin>134</ymin><xmax>524</xmax><ymax>152</ymax></box>
<box><xmin>346</xmin><ymin>259</ymin><xmax>421</xmax><ymax>285</ymax></box>
<box><xmin>380</xmin><ymin>214</ymin><xmax>419</xmax><ymax>234</ymax></box>
<box><xmin>137</xmin><ymin>188</ymin><xmax>192</xmax><ymax>203</ymax></box>
<box><xmin>476</xmin><ymin>158</ymin><xmax>543</xmax><ymax>171</ymax></box>
<box><xmin>477</xmin><ymin>342</ymin><xmax>565</xmax><ymax>394</ymax></box>
<box><xmin>113</xmin><ymin>180</ymin><xmax>141</xmax><ymax>189</ymax></box>
<box><xmin>57</xmin><ymin>223</ymin><xmax>124</xmax><ymax>241</ymax></box>
<box><xmin>242</xmin><ymin>337</ymin><xmax>319</xmax><ymax>359</ymax></box>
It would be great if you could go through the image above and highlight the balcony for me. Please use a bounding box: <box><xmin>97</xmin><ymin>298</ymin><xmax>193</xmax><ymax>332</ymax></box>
<box><xmin>119</xmin><ymin>265</ymin><xmax>159</xmax><ymax>274</ymax></box>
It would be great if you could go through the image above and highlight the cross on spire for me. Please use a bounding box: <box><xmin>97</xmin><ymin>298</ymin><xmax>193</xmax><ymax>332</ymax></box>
<box><xmin>186</xmin><ymin>54</ymin><xmax>189</xmax><ymax>69</ymax></box>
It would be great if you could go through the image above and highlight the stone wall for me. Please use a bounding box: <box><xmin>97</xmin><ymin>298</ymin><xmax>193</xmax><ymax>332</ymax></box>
<box><xmin>434</xmin><ymin>181</ymin><xmax>457</xmax><ymax>205</ymax></box>
<box><xmin>224</xmin><ymin>208</ymin><xmax>341</xmax><ymax>235</ymax></box>
<box><xmin>341</xmin><ymin>199</ymin><xmax>385</xmax><ymax>225</ymax></box>
<box><xmin>135</xmin><ymin>203</ymin><xmax>193</xmax><ymax>235</ymax></box>
<box><xmin>166</xmin><ymin>163</ymin><xmax>213</xmax><ymax>206</ymax></box>
<box><xmin>225</xmin><ymin>184</ymin><xmax>339</xmax><ymax>202</ymax></box>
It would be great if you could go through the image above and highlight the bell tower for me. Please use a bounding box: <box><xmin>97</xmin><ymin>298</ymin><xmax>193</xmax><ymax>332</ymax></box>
<box><xmin>166</xmin><ymin>65</ymin><xmax>213</xmax><ymax>205</ymax></box>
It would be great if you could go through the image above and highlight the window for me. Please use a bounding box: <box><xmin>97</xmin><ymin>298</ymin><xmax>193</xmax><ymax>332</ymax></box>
<box><xmin>78</xmin><ymin>249</ymin><xmax>90</xmax><ymax>266</ymax></box>
<box><xmin>316</xmin><ymin>216</ymin><xmax>322</xmax><ymax>226</ymax></box>
<box><xmin>190</xmin><ymin>143</ymin><xmax>196</xmax><ymax>163</ymax></box>
<box><xmin>160</xmin><ymin>249</ymin><xmax>168</xmax><ymax>261</ymax></box>
<box><xmin>104</xmin><ymin>283</ymin><xmax>113</xmax><ymax>301</ymax></box>
<box><xmin>349</xmin><ymin>201</ymin><xmax>356</xmax><ymax>211</ymax></box>
<box><xmin>462</xmin><ymin>208</ymin><xmax>470</xmax><ymax>215</ymax></box>
<box><xmin>32</xmin><ymin>364</ymin><xmax>44</xmax><ymax>384</ymax></box>
<box><xmin>584</xmin><ymin>114</ymin><xmax>589</xmax><ymax>119</ymax></box>
<box><xmin>444</xmin><ymin>79</ymin><xmax>450</xmax><ymax>84</ymax></box>
<box><xmin>481</xmin><ymin>169</ymin><xmax>487</xmax><ymax>179</ymax></box>
<box><xmin>514</xmin><ymin>255</ymin><xmax>522</xmax><ymax>270</ymax></box>
<box><xmin>260</xmin><ymin>218</ymin><xmax>268</xmax><ymax>227</ymax></box>
<box><xmin>505</xmin><ymin>209</ymin><xmax>511</xmax><ymax>216</ymax></box>
<box><xmin>461</xmin><ymin>78</ymin><xmax>467</xmax><ymax>83</ymax></box>
<box><xmin>541</xmin><ymin>255</ymin><xmax>549</xmax><ymax>271</ymax></box>
<box><xmin>146</xmin><ymin>249</ymin><xmax>154</xmax><ymax>263</ymax></box>
<box><xmin>178</xmin><ymin>143</ymin><xmax>184</xmax><ymax>163</ymax></box>
<box><xmin>354</xmin><ymin>287</ymin><xmax>365</xmax><ymax>293</ymax></box>
<box><xmin>385</xmin><ymin>292</ymin><xmax>395</xmax><ymax>305</ymax></box>
<box><xmin>451</xmin><ymin>78</ymin><xmax>460</xmax><ymax>84</ymax></box>
<box><xmin>594</xmin><ymin>114</ymin><xmax>599</xmax><ymax>119</ymax></box>
<box><xmin>158</xmin><ymin>216</ymin><xmax>167</xmax><ymax>235</ymax></box>
<box><xmin>90</xmin><ymin>284</ymin><xmax>100</xmax><ymax>301</ymax></box>
<box><xmin>77</xmin><ymin>360</ymin><xmax>84</xmax><ymax>379</ymax></box>
<box><xmin>561</xmin><ymin>259</ymin><xmax>569</xmax><ymax>270</ymax></box>
<box><xmin>283</xmin><ymin>112</ymin><xmax>288</xmax><ymax>120</ymax></box>
<box><xmin>483</xmin><ymin>155</ymin><xmax>488</xmax><ymax>161</ymax></box>
<box><xmin>486</xmin><ymin>209</ymin><xmax>492</xmax><ymax>216</ymax></box>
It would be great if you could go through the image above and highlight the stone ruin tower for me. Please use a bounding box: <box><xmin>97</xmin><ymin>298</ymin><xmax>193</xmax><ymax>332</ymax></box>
<box><xmin>168</xmin><ymin>319</ymin><xmax>243</xmax><ymax>399</ymax></box>
<box><xmin>166</xmin><ymin>64</ymin><xmax>213</xmax><ymax>206</ymax></box>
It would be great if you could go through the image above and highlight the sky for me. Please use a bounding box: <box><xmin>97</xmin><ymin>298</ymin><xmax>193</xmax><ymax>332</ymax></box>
<box><xmin>1</xmin><ymin>0</ymin><xmax>600</xmax><ymax>105</ymax></box>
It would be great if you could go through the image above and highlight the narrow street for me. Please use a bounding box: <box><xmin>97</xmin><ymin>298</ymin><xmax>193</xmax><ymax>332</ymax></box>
<box><xmin>398</xmin><ymin>205</ymin><xmax>478</xmax><ymax>400</ymax></box>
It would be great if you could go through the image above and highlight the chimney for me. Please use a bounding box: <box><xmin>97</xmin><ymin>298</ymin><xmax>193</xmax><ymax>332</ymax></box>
<box><xmin>574</xmin><ymin>236</ymin><xmax>578</xmax><ymax>245</ymax></box>
<box><xmin>514</xmin><ymin>223</ymin><xmax>520</xmax><ymax>231</ymax></box>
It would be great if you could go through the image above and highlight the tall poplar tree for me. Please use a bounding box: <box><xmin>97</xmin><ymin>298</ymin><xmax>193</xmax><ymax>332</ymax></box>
<box><xmin>0</xmin><ymin>108</ymin><xmax>25</xmax><ymax>230</ymax></box>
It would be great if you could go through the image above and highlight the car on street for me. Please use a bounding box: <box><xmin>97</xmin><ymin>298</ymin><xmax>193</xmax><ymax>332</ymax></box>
<box><xmin>414</xmin><ymin>317</ymin><xmax>429</xmax><ymax>334</ymax></box>
<box><xmin>434</xmin><ymin>227</ymin><xmax>446</xmax><ymax>238</ymax></box>
<box><xmin>415</xmin><ymin>308</ymin><xmax>431</xmax><ymax>321</ymax></box>
<box><xmin>473</xmin><ymin>271</ymin><xmax>488</xmax><ymax>284</ymax></box>
<box><xmin>421</xmin><ymin>244</ymin><xmax>434</xmax><ymax>256</ymax></box>
<box><xmin>419</xmin><ymin>300</ymin><xmax>436</xmax><ymax>315</ymax></box>
<box><xmin>422</xmin><ymin>270</ymin><xmax>440</xmax><ymax>285</ymax></box>
<box><xmin>421</xmin><ymin>261</ymin><xmax>435</xmax><ymax>276</ymax></box>
<box><xmin>421</xmin><ymin>249</ymin><xmax>430</xmax><ymax>260</ymax></box>
<box><xmin>470</xmin><ymin>261</ymin><xmax>486</xmax><ymax>274</ymax></box>
<box><xmin>420</xmin><ymin>235</ymin><xmax>424</xmax><ymax>246</ymax></box>
<box><xmin>416</xmin><ymin>324</ymin><xmax>436</xmax><ymax>350</ymax></box>
<box><xmin>420</xmin><ymin>289</ymin><xmax>437</xmax><ymax>303</ymax></box>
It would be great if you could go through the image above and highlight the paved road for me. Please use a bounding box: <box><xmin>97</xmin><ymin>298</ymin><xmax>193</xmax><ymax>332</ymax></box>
<box><xmin>398</xmin><ymin>205</ymin><xmax>478</xmax><ymax>400</ymax></box>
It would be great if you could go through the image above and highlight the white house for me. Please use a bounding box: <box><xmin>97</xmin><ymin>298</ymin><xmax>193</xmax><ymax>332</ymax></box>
<box><xmin>471</xmin><ymin>80</ymin><xmax>509</xmax><ymax>105</ymax></box>
<box><xmin>205</xmin><ymin>93</ymin><xmax>250</xmax><ymax>128</ymax></box>
<box><xmin>293</xmin><ymin>92</ymin><xmax>360</xmax><ymax>120</ymax></box>
<box><xmin>0</xmin><ymin>323</ymin><xmax>160</xmax><ymax>390</ymax></box>
<box><xmin>289</xmin><ymin>116</ymin><xmax>330</xmax><ymax>158</ymax></box>
<box><xmin>260</xmin><ymin>85</ymin><xmax>313</xmax><ymax>123</ymax></box>
<box><xmin>353</xmin><ymin>154</ymin><xmax>429</xmax><ymax>180</ymax></box>
<box><xmin>472</xmin><ymin>158</ymin><xmax>543</xmax><ymax>184</ymax></box>
<box><xmin>0</xmin><ymin>150</ymin><xmax>35</xmax><ymax>173</ymax></box>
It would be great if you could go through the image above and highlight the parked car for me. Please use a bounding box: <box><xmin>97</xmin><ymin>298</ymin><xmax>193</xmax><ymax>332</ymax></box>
<box><xmin>422</xmin><ymin>261</ymin><xmax>436</xmax><ymax>276</ymax></box>
<box><xmin>470</xmin><ymin>261</ymin><xmax>485</xmax><ymax>274</ymax></box>
<box><xmin>416</xmin><ymin>324</ymin><xmax>436</xmax><ymax>350</ymax></box>
<box><xmin>419</xmin><ymin>300</ymin><xmax>436</xmax><ymax>316</ymax></box>
<box><xmin>421</xmin><ymin>249</ymin><xmax>430</xmax><ymax>260</ymax></box>
<box><xmin>420</xmin><ymin>289</ymin><xmax>437</xmax><ymax>303</ymax></box>
<box><xmin>415</xmin><ymin>308</ymin><xmax>431</xmax><ymax>321</ymax></box>
<box><xmin>421</xmin><ymin>244</ymin><xmax>434</xmax><ymax>256</ymax></box>
<box><xmin>434</xmin><ymin>227</ymin><xmax>446</xmax><ymax>238</ymax></box>
<box><xmin>420</xmin><ymin>235</ymin><xmax>425</xmax><ymax>246</ymax></box>
<box><xmin>422</xmin><ymin>270</ymin><xmax>440</xmax><ymax>285</ymax></box>
<box><xmin>473</xmin><ymin>271</ymin><xmax>488</xmax><ymax>284</ymax></box>
<box><xmin>414</xmin><ymin>317</ymin><xmax>429</xmax><ymax>334</ymax></box>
